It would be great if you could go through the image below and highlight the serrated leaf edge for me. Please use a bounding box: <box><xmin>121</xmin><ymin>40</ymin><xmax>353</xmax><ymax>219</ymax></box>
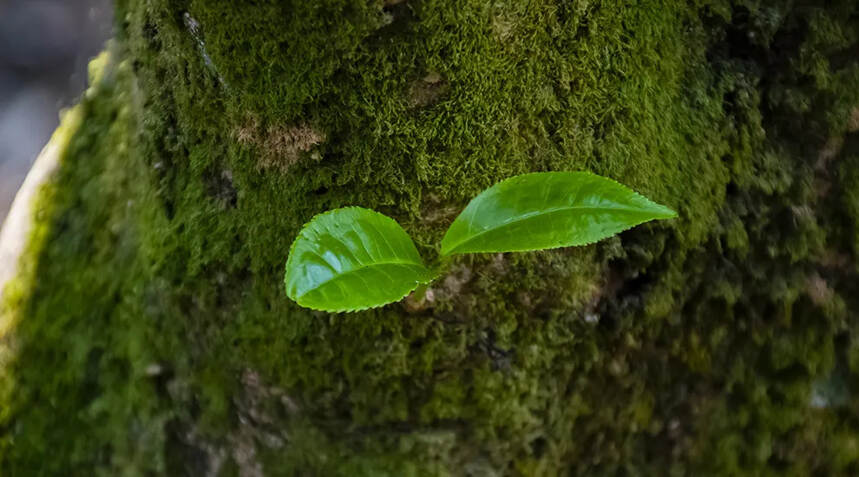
<box><xmin>297</xmin><ymin>279</ymin><xmax>424</xmax><ymax>313</ymax></box>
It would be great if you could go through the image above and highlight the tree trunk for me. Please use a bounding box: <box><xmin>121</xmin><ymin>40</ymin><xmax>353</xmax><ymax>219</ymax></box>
<box><xmin>2</xmin><ymin>1</ymin><xmax>859</xmax><ymax>475</ymax></box>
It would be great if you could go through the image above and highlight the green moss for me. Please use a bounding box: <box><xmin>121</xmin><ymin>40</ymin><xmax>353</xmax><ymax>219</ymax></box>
<box><xmin>2</xmin><ymin>0</ymin><xmax>859</xmax><ymax>475</ymax></box>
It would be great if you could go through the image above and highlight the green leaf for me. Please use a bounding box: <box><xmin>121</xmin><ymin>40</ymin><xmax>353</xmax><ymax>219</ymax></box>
<box><xmin>284</xmin><ymin>207</ymin><xmax>434</xmax><ymax>312</ymax></box>
<box><xmin>440</xmin><ymin>172</ymin><xmax>677</xmax><ymax>256</ymax></box>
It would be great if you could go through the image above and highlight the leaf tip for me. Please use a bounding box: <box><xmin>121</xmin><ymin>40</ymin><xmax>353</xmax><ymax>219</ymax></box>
<box><xmin>652</xmin><ymin>203</ymin><xmax>679</xmax><ymax>220</ymax></box>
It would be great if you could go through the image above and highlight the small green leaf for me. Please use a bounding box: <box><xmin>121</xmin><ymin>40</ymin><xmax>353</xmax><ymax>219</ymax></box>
<box><xmin>284</xmin><ymin>207</ymin><xmax>434</xmax><ymax>312</ymax></box>
<box><xmin>440</xmin><ymin>172</ymin><xmax>677</xmax><ymax>256</ymax></box>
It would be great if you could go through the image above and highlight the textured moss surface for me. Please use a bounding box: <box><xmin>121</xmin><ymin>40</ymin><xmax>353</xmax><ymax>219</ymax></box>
<box><xmin>2</xmin><ymin>0</ymin><xmax>859</xmax><ymax>475</ymax></box>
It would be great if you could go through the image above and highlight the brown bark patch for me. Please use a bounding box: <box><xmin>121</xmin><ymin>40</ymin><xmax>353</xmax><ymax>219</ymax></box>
<box><xmin>806</xmin><ymin>273</ymin><xmax>834</xmax><ymax>307</ymax></box>
<box><xmin>420</xmin><ymin>193</ymin><xmax>460</xmax><ymax>225</ymax></box>
<box><xmin>848</xmin><ymin>106</ymin><xmax>859</xmax><ymax>133</ymax></box>
<box><xmin>408</xmin><ymin>71</ymin><xmax>448</xmax><ymax>108</ymax></box>
<box><xmin>235</xmin><ymin>118</ymin><xmax>325</xmax><ymax>172</ymax></box>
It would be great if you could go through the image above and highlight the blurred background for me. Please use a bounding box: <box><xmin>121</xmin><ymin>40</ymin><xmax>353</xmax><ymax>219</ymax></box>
<box><xmin>0</xmin><ymin>0</ymin><xmax>113</xmax><ymax>223</ymax></box>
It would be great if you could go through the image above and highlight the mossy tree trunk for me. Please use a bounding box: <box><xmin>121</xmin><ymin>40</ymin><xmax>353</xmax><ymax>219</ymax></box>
<box><xmin>2</xmin><ymin>0</ymin><xmax>859</xmax><ymax>475</ymax></box>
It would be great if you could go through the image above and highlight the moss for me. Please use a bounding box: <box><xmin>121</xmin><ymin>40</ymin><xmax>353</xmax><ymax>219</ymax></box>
<box><xmin>0</xmin><ymin>51</ymin><xmax>172</xmax><ymax>474</ymax></box>
<box><xmin>2</xmin><ymin>0</ymin><xmax>859</xmax><ymax>475</ymax></box>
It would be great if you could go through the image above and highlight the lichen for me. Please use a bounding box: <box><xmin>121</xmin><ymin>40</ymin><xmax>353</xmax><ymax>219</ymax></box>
<box><xmin>2</xmin><ymin>0</ymin><xmax>859</xmax><ymax>475</ymax></box>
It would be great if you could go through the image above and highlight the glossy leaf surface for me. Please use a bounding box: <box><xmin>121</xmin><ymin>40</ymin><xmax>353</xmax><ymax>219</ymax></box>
<box><xmin>440</xmin><ymin>172</ymin><xmax>677</xmax><ymax>255</ymax></box>
<box><xmin>284</xmin><ymin>207</ymin><xmax>434</xmax><ymax>312</ymax></box>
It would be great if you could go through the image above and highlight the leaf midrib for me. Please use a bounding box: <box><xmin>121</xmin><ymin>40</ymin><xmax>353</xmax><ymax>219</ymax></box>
<box><xmin>443</xmin><ymin>203</ymin><xmax>663</xmax><ymax>255</ymax></box>
<box><xmin>295</xmin><ymin>258</ymin><xmax>428</xmax><ymax>299</ymax></box>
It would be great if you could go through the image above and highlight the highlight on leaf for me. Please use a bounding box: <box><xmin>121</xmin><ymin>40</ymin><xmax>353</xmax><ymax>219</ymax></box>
<box><xmin>439</xmin><ymin>171</ymin><xmax>676</xmax><ymax>256</ymax></box>
<box><xmin>283</xmin><ymin>207</ymin><xmax>434</xmax><ymax>312</ymax></box>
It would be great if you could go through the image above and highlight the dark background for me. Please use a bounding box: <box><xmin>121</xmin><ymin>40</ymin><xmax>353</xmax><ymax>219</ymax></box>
<box><xmin>0</xmin><ymin>0</ymin><xmax>113</xmax><ymax>222</ymax></box>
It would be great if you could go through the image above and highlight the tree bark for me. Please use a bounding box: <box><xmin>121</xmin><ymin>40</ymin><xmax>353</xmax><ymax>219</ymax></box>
<box><xmin>2</xmin><ymin>1</ymin><xmax>859</xmax><ymax>475</ymax></box>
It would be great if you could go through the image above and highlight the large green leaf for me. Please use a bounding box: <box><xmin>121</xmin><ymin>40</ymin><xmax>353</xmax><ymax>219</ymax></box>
<box><xmin>440</xmin><ymin>172</ymin><xmax>677</xmax><ymax>256</ymax></box>
<box><xmin>284</xmin><ymin>207</ymin><xmax>434</xmax><ymax>312</ymax></box>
